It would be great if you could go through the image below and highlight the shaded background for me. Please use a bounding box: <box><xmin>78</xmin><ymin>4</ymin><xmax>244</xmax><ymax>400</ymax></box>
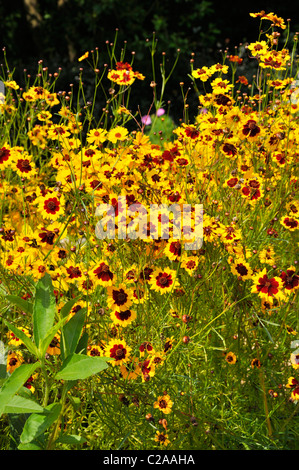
<box><xmin>1</xmin><ymin>0</ymin><xmax>298</xmax><ymax>123</ymax></box>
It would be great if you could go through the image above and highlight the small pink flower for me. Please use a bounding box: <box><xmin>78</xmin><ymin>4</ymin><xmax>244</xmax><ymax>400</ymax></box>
<box><xmin>156</xmin><ymin>108</ymin><xmax>165</xmax><ymax>117</ymax></box>
<box><xmin>142</xmin><ymin>115</ymin><xmax>152</xmax><ymax>125</ymax></box>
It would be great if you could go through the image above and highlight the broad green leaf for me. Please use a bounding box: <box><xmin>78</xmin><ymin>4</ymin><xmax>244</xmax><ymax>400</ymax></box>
<box><xmin>33</xmin><ymin>272</ymin><xmax>56</xmax><ymax>349</ymax></box>
<box><xmin>20</xmin><ymin>402</ymin><xmax>61</xmax><ymax>444</ymax></box>
<box><xmin>56</xmin><ymin>434</ymin><xmax>86</xmax><ymax>445</ymax></box>
<box><xmin>18</xmin><ymin>441</ymin><xmax>43</xmax><ymax>450</ymax></box>
<box><xmin>4</xmin><ymin>395</ymin><xmax>44</xmax><ymax>414</ymax></box>
<box><xmin>38</xmin><ymin>313</ymin><xmax>73</xmax><ymax>359</ymax></box>
<box><xmin>76</xmin><ymin>330</ymin><xmax>88</xmax><ymax>355</ymax></box>
<box><xmin>55</xmin><ymin>353</ymin><xmax>111</xmax><ymax>381</ymax></box>
<box><xmin>60</xmin><ymin>307</ymin><xmax>86</xmax><ymax>360</ymax></box>
<box><xmin>2</xmin><ymin>319</ymin><xmax>39</xmax><ymax>357</ymax></box>
<box><xmin>6</xmin><ymin>295</ymin><xmax>33</xmax><ymax>315</ymax></box>
<box><xmin>0</xmin><ymin>362</ymin><xmax>40</xmax><ymax>417</ymax></box>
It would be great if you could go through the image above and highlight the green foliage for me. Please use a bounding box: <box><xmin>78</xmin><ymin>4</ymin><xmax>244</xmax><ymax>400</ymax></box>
<box><xmin>0</xmin><ymin>273</ymin><xmax>111</xmax><ymax>449</ymax></box>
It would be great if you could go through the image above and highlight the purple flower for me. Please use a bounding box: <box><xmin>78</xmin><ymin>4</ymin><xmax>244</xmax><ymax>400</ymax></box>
<box><xmin>156</xmin><ymin>108</ymin><xmax>165</xmax><ymax>117</ymax></box>
<box><xmin>142</xmin><ymin>115</ymin><xmax>152</xmax><ymax>125</ymax></box>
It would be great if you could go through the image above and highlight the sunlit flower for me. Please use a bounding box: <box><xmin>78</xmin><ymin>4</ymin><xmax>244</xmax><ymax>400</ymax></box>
<box><xmin>154</xmin><ymin>431</ymin><xmax>170</xmax><ymax>446</ymax></box>
<box><xmin>154</xmin><ymin>393</ymin><xmax>173</xmax><ymax>414</ymax></box>
<box><xmin>251</xmin><ymin>268</ymin><xmax>285</xmax><ymax>301</ymax></box>
<box><xmin>104</xmin><ymin>338</ymin><xmax>131</xmax><ymax>366</ymax></box>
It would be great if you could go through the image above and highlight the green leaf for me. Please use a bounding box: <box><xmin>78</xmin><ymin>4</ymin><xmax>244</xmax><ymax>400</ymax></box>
<box><xmin>20</xmin><ymin>402</ymin><xmax>61</xmax><ymax>444</ymax></box>
<box><xmin>56</xmin><ymin>433</ymin><xmax>86</xmax><ymax>445</ymax></box>
<box><xmin>60</xmin><ymin>307</ymin><xmax>86</xmax><ymax>361</ymax></box>
<box><xmin>18</xmin><ymin>441</ymin><xmax>43</xmax><ymax>450</ymax></box>
<box><xmin>76</xmin><ymin>330</ymin><xmax>88</xmax><ymax>355</ymax></box>
<box><xmin>6</xmin><ymin>295</ymin><xmax>33</xmax><ymax>315</ymax></box>
<box><xmin>55</xmin><ymin>353</ymin><xmax>111</xmax><ymax>381</ymax></box>
<box><xmin>2</xmin><ymin>319</ymin><xmax>39</xmax><ymax>357</ymax></box>
<box><xmin>4</xmin><ymin>395</ymin><xmax>44</xmax><ymax>414</ymax></box>
<box><xmin>33</xmin><ymin>272</ymin><xmax>56</xmax><ymax>349</ymax></box>
<box><xmin>38</xmin><ymin>313</ymin><xmax>72</xmax><ymax>359</ymax></box>
<box><xmin>0</xmin><ymin>362</ymin><xmax>40</xmax><ymax>417</ymax></box>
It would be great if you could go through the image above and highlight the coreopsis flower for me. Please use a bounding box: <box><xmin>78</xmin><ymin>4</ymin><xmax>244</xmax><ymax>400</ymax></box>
<box><xmin>225</xmin><ymin>352</ymin><xmax>237</xmax><ymax>364</ymax></box>
<box><xmin>120</xmin><ymin>357</ymin><xmax>141</xmax><ymax>380</ymax></box>
<box><xmin>107</xmin><ymin>126</ymin><xmax>129</xmax><ymax>143</ymax></box>
<box><xmin>37</xmin><ymin>111</ymin><xmax>52</xmax><ymax>122</ymax></box>
<box><xmin>250</xmin><ymin>11</ymin><xmax>286</xmax><ymax>29</ymax></box>
<box><xmin>280</xmin><ymin>267</ymin><xmax>299</xmax><ymax>293</ymax></box>
<box><xmin>7</xmin><ymin>351</ymin><xmax>23</xmax><ymax>374</ymax></box>
<box><xmin>286</xmin><ymin>377</ymin><xmax>299</xmax><ymax>402</ymax></box>
<box><xmin>47</xmin><ymin>123</ymin><xmax>70</xmax><ymax>140</ymax></box>
<box><xmin>47</xmin><ymin>334</ymin><xmax>60</xmax><ymax>355</ymax></box>
<box><xmin>181</xmin><ymin>254</ymin><xmax>199</xmax><ymax>275</ymax></box>
<box><xmin>149</xmin><ymin>267</ymin><xmax>179</xmax><ymax>294</ymax></box>
<box><xmin>78</xmin><ymin>51</ymin><xmax>89</xmax><ymax>62</ymax></box>
<box><xmin>36</xmin><ymin>193</ymin><xmax>65</xmax><ymax>220</ymax></box>
<box><xmin>247</xmin><ymin>40</ymin><xmax>269</xmax><ymax>57</ymax></box>
<box><xmin>241</xmin><ymin>119</ymin><xmax>262</xmax><ymax>140</ymax></box>
<box><xmin>63</xmin><ymin>261</ymin><xmax>85</xmax><ymax>283</ymax></box>
<box><xmin>87</xmin><ymin>344</ymin><xmax>103</xmax><ymax>357</ymax></box>
<box><xmin>251</xmin><ymin>358</ymin><xmax>262</xmax><ymax>369</ymax></box>
<box><xmin>191</xmin><ymin>66</ymin><xmax>212</xmax><ymax>82</ymax></box>
<box><xmin>211</xmin><ymin>77</ymin><xmax>234</xmax><ymax>95</ymax></box>
<box><xmin>164</xmin><ymin>239</ymin><xmax>182</xmax><ymax>261</ymax></box>
<box><xmin>90</xmin><ymin>261</ymin><xmax>114</xmax><ymax>286</ymax></box>
<box><xmin>108</xmin><ymin>69</ymin><xmax>135</xmax><ymax>86</ymax></box>
<box><xmin>230</xmin><ymin>259</ymin><xmax>253</xmax><ymax>281</ymax></box>
<box><xmin>149</xmin><ymin>351</ymin><xmax>166</xmax><ymax>370</ymax></box>
<box><xmin>107</xmin><ymin>283</ymin><xmax>133</xmax><ymax>311</ymax></box>
<box><xmin>139</xmin><ymin>341</ymin><xmax>154</xmax><ymax>357</ymax></box>
<box><xmin>154</xmin><ymin>431</ymin><xmax>170</xmax><ymax>446</ymax></box>
<box><xmin>154</xmin><ymin>394</ymin><xmax>173</xmax><ymax>414</ymax></box>
<box><xmin>110</xmin><ymin>308</ymin><xmax>137</xmax><ymax>327</ymax></box>
<box><xmin>35</xmin><ymin>222</ymin><xmax>63</xmax><ymax>247</ymax></box>
<box><xmin>259</xmin><ymin>246</ymin><xmax>276</xmax><ymax>266</ymax></box>
<box><xmin>104</xmin><ymin>338</ymin><xmax>131</xmax><ymax>366</ymax></box>
<box><xmin>0</xmin><ymin>144</ymin><xmax>12</xmax><ymax>168</ymax></box>
<box><xmin>4</xmin><ymin>80</ymin><xmax>19</xmax><ymax>90</ymax></box>
<box><xmin>86</xmin><ymin>128</ymin><xmax>107</xmax><ymax>145</ymax></box>
<box><xmin>280</xmin><ymin>216</ymin><xmax>299</xmax><ymax>231</ymax></box>
<box><xmin>7</xmin><ymin>327</ymin><xmax>31</xmax><ymax>346</ymax></box>
<box><xmin>251</xmin><ymin>268</ymin><xmax>285</xmax><ymax>301</ymax></box>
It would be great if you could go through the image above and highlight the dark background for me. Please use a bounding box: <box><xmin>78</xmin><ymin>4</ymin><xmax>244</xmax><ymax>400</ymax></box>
<box><xmin>1</xmin><ymin>0</ymin><xmax>298</xmax><ymax>123</ymax></box>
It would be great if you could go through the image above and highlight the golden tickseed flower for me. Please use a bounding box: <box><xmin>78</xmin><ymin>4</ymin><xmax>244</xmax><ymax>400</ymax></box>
<box><xmin>7</xmin><ymin>351</ymin><xmax>23</xmax><ymax>373</ymax></box>
<box><xmin>107</xmin><ymin>126</ymin><xmax>129</xmax><ymax>143</ymax></box>
<box><xmin>104</xmin><ymin>338</ymin><xmax>131</xmax><ymax>366</ymax></box>
<box><xmin>78</xmin><ymin>51</ymin><xmax>89</xmax><ymax>62</ymax></box>
<box><xmin>47</xmin><ymin>334</ymin><xmax>60</xmax><ymax>355</ymax></box>
<box><xmin>7</xmin><ymin>328</ymin><xmax>31</xmax><ymax>346</ymax></box>
<box><xmin>154</xmin><ymin>431</ymin><xmax>170</xmax><ymax>446</ymax></box>
<box><xmin>4</xmin><ymin>80</ymin><xmax>19</xmax><ymax>90</ymax></box>
<box><xmin>149</xmin><ymin>267</ymin><xmax>179</xmax><ymax>294</ymax></box>
<box><xmin>251</xmin><ymin>268</ymin><xmax>285</xmax><ymax>301</ymax></box>
<box><xmin>107</xmin><ymin>283</ymin><xmax>133</xmax><ymax>311</ymax></box>
<box><xmin>225</xmin><ymin>352</ymin><xmax>237</xmax><ymax>364</ymax></box>
<box><xmin>154</xmin><ymin>393</ymin><xmax>173</xmax><ymax>414</ymax></box>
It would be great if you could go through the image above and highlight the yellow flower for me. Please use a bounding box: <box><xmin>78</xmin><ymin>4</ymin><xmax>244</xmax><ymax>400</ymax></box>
<box><xmin>7</xmin><ymin>351</ymin><xmax>23</xmax><ymax>373</ymax></box>
<box><xmin>107</xmin><ymin>126</ymin><xmax>129</xmax><ymax>143</ymax></box>
<box><xmin>4</xmin><ymin>80</ymin><xmax>19</xmax><ymax>90</ymax></box>
<box><xmin>78</xmin><ymin>51</ymin><xmax>89</xmax><ymax>62</ymax></box>
<box><xmin>153</xmin><ymin>394</ymin><xmax>173</xmax><ymax>414</ymax></box>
